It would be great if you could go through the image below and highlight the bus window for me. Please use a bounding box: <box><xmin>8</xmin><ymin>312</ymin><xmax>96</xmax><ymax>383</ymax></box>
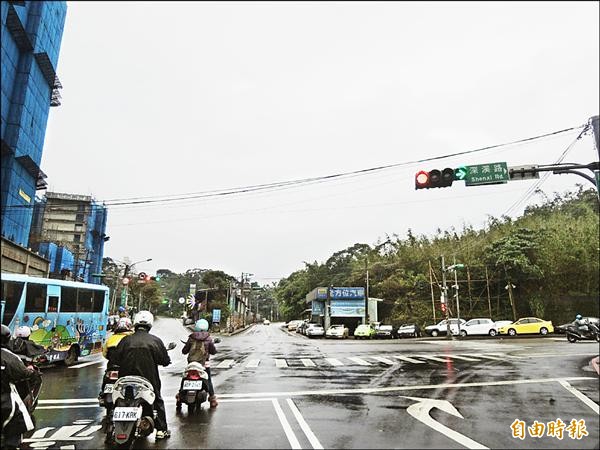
<box><xmin>25</xmin><ymin>284</ymin><xmax>46</xmax><ymax>312</ymax></box>
<box><xmin>92</xmin><ymin>290</ymin><xmax>105</xmax><ymax>313</ymax></box>
<box><xmin>1</xmin><ymin>280</ymin><xmax>25</xmax><ymax>325</ymax></box>
<box><xmin>77</xmin><ymin>289</ymin><xmax>94</xmax><ymax>312</ymax></box>
<box><xmin>48</xmin><ymin>296</ymin><xmax>59</xmax><ymax>313</ymax></box>
<box><xmin>61</xmin><ymin>287</ymin><xmax>77</xmax><ymax>312</ymax></box>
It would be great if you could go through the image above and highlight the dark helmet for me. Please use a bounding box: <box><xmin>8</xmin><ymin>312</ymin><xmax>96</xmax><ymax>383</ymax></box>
<box><xmin>1</xmin><ymin>324</ymin><xmax>11</xmax><ymax>347</ymax></box>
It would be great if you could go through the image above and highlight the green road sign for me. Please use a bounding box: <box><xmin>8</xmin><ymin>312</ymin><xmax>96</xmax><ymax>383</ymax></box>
<box><xmin>454</xmin><ymin>166</ymin><xmax>467</xmax><ymax>181</ymax></box>
<box><xmin>595</xmin><ymin>170</ymin><xmax>600</xmax><ymax>191</ymax></box>
<box><xmin>120</xmin><ymin>289</ymin><xmax>127</xmax><ymax>306</ymax></box>
<box><xmin>465</xmin><ymin>162</ymin><xmax>509</xmax><ymax>186</ymax></box>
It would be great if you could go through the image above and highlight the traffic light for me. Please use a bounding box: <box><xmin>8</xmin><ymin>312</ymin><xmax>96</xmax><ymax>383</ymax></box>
<box><xmin>415</xmin><ymin>168</ymin><xmax>455</xmax><ymax>189</ymax></box>
<box><xmin>122</xmin><ymin>277</ymin><xmax>130</xmax><ymax>285</ymax></box>
<box><xmin>138</xmin><ymin>272</ymin><xmax>147</xmax><ymax>281</ymax></box>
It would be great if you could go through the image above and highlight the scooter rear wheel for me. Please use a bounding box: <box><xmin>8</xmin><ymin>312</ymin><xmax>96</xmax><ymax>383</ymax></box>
<box><xmin>566</xmin><ymin>333</ymin><xmax>578</xmax><ymax>343</ymax></box>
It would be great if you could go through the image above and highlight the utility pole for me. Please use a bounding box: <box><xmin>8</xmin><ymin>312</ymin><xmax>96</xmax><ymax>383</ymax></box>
<box><xmin>441</xmin><ymin>256</ymin><xmax>452</xmax><ymax>339</ymax></box>
<box><xmin>365</xmin><ymin>257</ymin><xmax>369</xmax><ymax>325</ymax></box>
<box><xmin>453</xmin><ymin>256</ymin><xmax>461</xmax><ymax>336</ymax></box>
<box><xmin>428</xmin><ymin>260</ymin><xmax>436</xmax><ymax>323</ymax></box>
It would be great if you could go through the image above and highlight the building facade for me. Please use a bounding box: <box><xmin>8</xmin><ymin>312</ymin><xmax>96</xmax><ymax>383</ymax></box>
<box><xmin>30</xmin><ymin>192</ymin><xmax>109</xmax><ymax>283</ymax></box>
<box><xmin>1</xmin><ymin>1</ymin><xmax>67</xmax><ymax>246</ymax></box>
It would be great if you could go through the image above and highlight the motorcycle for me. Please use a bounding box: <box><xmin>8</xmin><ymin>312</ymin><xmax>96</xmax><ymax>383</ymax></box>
<box><xmin>566</xmin><ymin>322</ymin><xmax>600</xmax><ymax>343</ymax></box>
<box><xmin>16</xmin><ymin>354</ymin><xmax>43</xmax><ymax>415</ymax></box>
<box><xmin>175</xmin><ymin>362</ymin><xmax>209</xmax><ymax>414</ymax></box>
<box><xmin>105</xmin><ymin>342</ymin><xmax>176</xmax><ymax>448</ymax></box>
<box><xmin>99</xmin><ymin>364</ymin><xmax>120</xmax><ymax>416</ymax></box>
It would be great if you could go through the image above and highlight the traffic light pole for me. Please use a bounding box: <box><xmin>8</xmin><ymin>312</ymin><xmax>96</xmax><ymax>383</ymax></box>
<box><xmin>441</xmin><ymin>256</ymin><xmax>452</xmax><ymax>339</ymax></box>
<box><xmin>453</xmin><ymin>256</ymin><xmax>461</xmax><ymax>336</ymax></box>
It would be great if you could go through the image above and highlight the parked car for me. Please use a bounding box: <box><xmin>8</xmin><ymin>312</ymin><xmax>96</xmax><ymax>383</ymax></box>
<box><xmin>298</xmin><ymin>321</ymin><xmax>317</xmax><ymax>335</ymax></box>
<box><xmin>305</xmin><ymin>324</ymin><xmax>325</xmax><ymax>338</ymax></box>
<box><xmin>263</xmin><ymin>319</ymin><xmax>271</xmax><ymax>325</ymax></box>
<box><xmin>494</xmin><ymin>320</ymin><xmax>514</xmax><ymax>330</ymax></box>
<box><xmin>497</xmin><ymin>317</ymin><xmax>554</xmax><ymax>336</ymax></box>
<box><xmin>460</xmin><ymin>318</ymin><xmax>498</xmax><ymax>337</ymax></box>
<box><xmin>326</xmin><ymin>325</ymin><xmax>349</xmax><ymax>339</ymax></box>
<box><xmin>395</xmin><ymin>323</ymin><xmax>421</xmax><ymax>338</ymax></box>
<box><xmin>354</xmin><ymin>324</ymin><xmax>376</xmax><ymax>339</ymax></box>
<box><xmin>287</xmin><ymin>320</ymin><xmax>303</xmax><ymax>331</ymax></box>
<box><xmin>424</xmin><ymin>319</ymin><xmax>466</xmax><ymax>337</ymax></box>
<box><xmin>555</xmin><ymin>317</ymin><xmax>599</xmax><ymax>334</ymax></box>
<box><xmin>375</xmin><ymin>325</ymin><xmax>394</xmax><ymax>339</ymax></box>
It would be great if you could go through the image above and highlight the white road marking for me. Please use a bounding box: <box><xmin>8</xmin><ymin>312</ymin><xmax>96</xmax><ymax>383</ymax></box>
<box><xmin>246</xmin><ymin>359</ymin><xmax>260</xmax><ymax>368</ymax></box>
<box><xmin>347</xmin><ymin>357</ymin><xmax>371</xmax><ymax>366</ymax></box>
<box><xmin>325</xmin><ymin>358</ymin><xmax>344</xmax><ymax>366</ymax></box>
<box><xmin>403</xmin><ymin>396</ymin><xmax>488</xmax><ymax>449</ymax></box>
<box><xmin>466</xmin><ymin>354</ymin><xmax>503</xmax><ymax>361</ymax></box>
<box><xmin>287</xmin><ymin>398</ymin><xmax>324</xmax><ymax>449</ymax></box>
<box><xmin>272</xmin><ymin>399</ymin><xmax>301</xmax><ymax>449</ymax></box>
<box><xmin>558</xmin><ymin>380</ymin><xmax>600</xmax><ymax>414</ymax></box>
<box><xmin>301</xmin><ymin>359</ymin><xmax>316</xmax><ymax>367</ymax></box>
<box><xmin>30</xmin><ymin>428</ymin><xmax>55</xmax><ymax>438</ymax></box>
<box><xmin>75</xmin><ymin>425</ymin><xmax>102</xmax><ymax>437</ymax></box>
<box><xmin>23</xmin><ymin>425</ymin><xmax>91</xmax><ymax>442</ymax></box>
<box><xmin>275</xmin><ymin>359</ymin><xmax>288</xmax><ymax>368</ymax></box>
<box><xmin>441</xmin><ymin>354</ymin><xmax>479</xmax><ymax>362</ymax></box>
<box><xmin>372</xmin><ymin>356</ymin><xmax>395</xmax><ymax>365</ymax></box>
<box><xmin>414</xmin><ymin>355</ymin><xmax>449</xmax><ymax>363</ymax></box>
<box><xmin>393</xmin><ymin>355</ymin><xmax>426</xmax><ymax>364</ymax></box>
<box><xmin>216</xmin><ymin>359</ymin><xmax>235</xmax><ymax>368</ymax></box>
<box><xmin>39</xmin><ymin>399</ymin><xmax>99</xmax><ymax>404</ymax></box>
<box><xmin>37</xmin><ymin>404</ymin><xmax>98</xmax><ymax>410</ymax></box>
<box><xmin>68</xmin><ymin>359</ymin><xmax>103</xmax><ymax>369</ymax></box>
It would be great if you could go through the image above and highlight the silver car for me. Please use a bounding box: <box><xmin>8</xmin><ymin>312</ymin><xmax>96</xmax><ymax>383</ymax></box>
<box><xmin>305</xmin><ymin>324</ymin><xmax>325</xmax><ymax>338</ymax></box>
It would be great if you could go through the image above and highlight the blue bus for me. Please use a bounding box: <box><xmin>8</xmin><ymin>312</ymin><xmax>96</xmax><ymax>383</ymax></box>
<box><xmin>1</xmin><ymin>273</ymin><xmax>110</xmax><ymax>366</ymax></box>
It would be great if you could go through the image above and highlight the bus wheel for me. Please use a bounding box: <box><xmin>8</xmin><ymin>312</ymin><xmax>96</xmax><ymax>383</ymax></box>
<box><xmin>64</xmin><ymin>347</ymin><xmax>78</xmax><ymax>366</ymax></box>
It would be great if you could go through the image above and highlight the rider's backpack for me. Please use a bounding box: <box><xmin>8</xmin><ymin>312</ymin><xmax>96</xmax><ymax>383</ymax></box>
<box><xmin>187</xmin><ymin>337</ymin><xmax>207</xmax><ymax>364</ymax></box>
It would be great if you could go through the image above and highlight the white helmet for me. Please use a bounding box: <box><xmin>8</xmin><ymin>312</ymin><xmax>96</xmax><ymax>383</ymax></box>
<box><xmin>15</xmin><ymin>326</ymin><xmax>31</xmax><ymax>338</ymax></box>
<box><xmin>133</xmin><ymin>310</ymin><xmax>154</xmax><ymax>330</ymax></box>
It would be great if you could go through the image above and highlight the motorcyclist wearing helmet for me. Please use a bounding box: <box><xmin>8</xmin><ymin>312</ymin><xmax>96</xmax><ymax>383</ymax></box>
<box><xmin>574</xmin><ymin>314</ymin><xmax>589</xmax><ymax>333</ymax></box>
<box><xmin>181</xmin><ymin>319</ymin><xmax>218</xmax><ymax>408</ymax></box>
<box><xmin>8</xmin><ymin>326</ymin><xmax>46</xmax><ymax>359</ymax></box>
<box><xmin>1</xmin><ymin>325</ymin><xmax>36</xmax><ymax>449</ymax></box>
<box><xmin>112</xmin><ymin>311</ymin><xmax>172</xmax><ymax>440</ymax></box>
<box><xmin>98</xmin><ymin>318</ymin><xmax>133</xmax><ymax>403</ymax></box>
<box><xmin>117</xmin><ymin>306</ymin><xmax>128</xmax><ymax>319</ymax></box>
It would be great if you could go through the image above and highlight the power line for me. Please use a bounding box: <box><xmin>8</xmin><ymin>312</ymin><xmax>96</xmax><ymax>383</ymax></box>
<box><xmin>1</xmin><ymin>123</ymin><xmax>585</xmax><ymax>213</ymax></box>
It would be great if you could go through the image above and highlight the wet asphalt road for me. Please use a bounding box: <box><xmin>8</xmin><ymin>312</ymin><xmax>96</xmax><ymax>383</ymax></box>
<box><xmin>22</xmin><ymin>317</ymin><xmax>599</xmax><ymax>449</ymax></box>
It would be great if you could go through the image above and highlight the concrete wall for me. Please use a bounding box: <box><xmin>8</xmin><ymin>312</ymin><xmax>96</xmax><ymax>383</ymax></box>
<box><xmin>1</xmin><ymin>236</ymin><xmax>49</xmax><ymax>277</ymax></box>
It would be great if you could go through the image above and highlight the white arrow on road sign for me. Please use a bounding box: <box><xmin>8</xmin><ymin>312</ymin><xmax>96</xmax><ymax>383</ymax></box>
<box><xmin>401</xmin><ymin>396</ymin><xmax>488</xmax><ymax>449</ymax></box>
<box><xmin>455</xmin><ymin>166</ymin><xmax>467</xmax><ymax>181</ymax></box>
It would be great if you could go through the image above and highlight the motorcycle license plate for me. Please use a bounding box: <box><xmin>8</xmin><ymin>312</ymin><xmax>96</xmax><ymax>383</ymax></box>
<box><xmin>183</xmin><ymin>380</ymin><xmax>203</xmax><ymax>390</ymax></box>
<box><xmin>104</xmin><ymin>384</ymin><xmax>114</xmax><ymax>394</ymax></box>
<box><xmin>113</xmin><ymin>407</ymin><xmax>141</xmax><ymax>421</ymax></box>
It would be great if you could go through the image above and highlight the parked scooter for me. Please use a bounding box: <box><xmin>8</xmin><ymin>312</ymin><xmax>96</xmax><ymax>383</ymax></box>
<box><xmin>106</xmin><ymin>342</ymin><xmax>176</xmax><ymax>448</ymax></box>
<box><xmin>566</xmin><ymin>321</ymin><xmax>600</xmax><ymax>343</ymax></box>
<box><xmin>176</xmin><ymin>362</ymin><xmax>209</xmax><ymax>413</ymax></box>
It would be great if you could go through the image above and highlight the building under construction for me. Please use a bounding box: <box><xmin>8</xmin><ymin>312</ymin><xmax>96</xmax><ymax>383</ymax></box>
<box><xmin>29</xmin><ymin>192</ymin><xmax>109</xmax><ymax>283</ymax></box>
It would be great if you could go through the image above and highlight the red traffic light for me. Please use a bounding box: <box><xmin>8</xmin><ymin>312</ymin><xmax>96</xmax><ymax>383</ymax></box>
<box><xmin>122</xmin><ymin>277</ymin><xmax>130</xmax><ymax>285</ymax></box>
<box><xmin>415</xmin><ymin>171</ymin><xmax>430</xmax><ymax>189</ymax></box>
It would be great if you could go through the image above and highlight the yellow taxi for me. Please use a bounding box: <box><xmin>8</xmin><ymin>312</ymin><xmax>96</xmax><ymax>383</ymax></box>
<box><xmin>497</xmin><ymin>317</ymin><xmax>554</xmax><ymax>336</ymax></box>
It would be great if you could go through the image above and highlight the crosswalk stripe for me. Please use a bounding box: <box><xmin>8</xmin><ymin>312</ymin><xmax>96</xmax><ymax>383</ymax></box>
<box><xmin>442</xmin><ymin>354</ymin><xmax>479</xmax><ymax>361</ymax></box>
<box><xmin>216</xmin><ymin>359</ymin><xmax>235</xmax><ymax>368</ymax></box>
<box><xmin>246</xmin><ymin>359</ymin><xmax>260</xmax><ymax>368</ymax></box>
<box><xmin>301</xmin><ymin>359</ymin><xmax>316</xmax><ymax>367</ymax></box>
<box><xmin>393</xmin><ymin>355</ymin><xmax>426</xmax><ymax>364</ymax></box>
<box><xmin>372</xmin><ymin>356</ymin><xmax>395</xmax><ymax>365</ymax></box>
<box><xmin>414</xmin><ymin>354</ymin><xmax>449</xmax><ymax>363</ymax></box>
<box><xmin>485</xmin><ymin>353</ymin><xmax>526</xmax><ymax>359</ymax></box>
<box><xmin>275</xmin><ymin>359</ymin><xmax>288</xmax><ymax>368</ymax></box>
<box><xmin>347</xmin><ymin>357</ymin><xmax>371</xmax><ymax>366</ymax></box>
<box><xmin>325</xmin><ymin>358</ymin><xmax>344</xmax><ymax>366</ymax></box>
<box><xmin>467</xmin><ymin>354</ymin><xmax>503</xmax><ymax>361</ymax></box>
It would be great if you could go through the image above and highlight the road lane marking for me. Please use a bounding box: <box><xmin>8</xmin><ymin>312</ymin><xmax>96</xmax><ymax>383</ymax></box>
<box><xmin>466</xmin><ymin>354</ymin><xmax>503</xmax><ymax>361</ymax></box>
<box><xmin>301</xmin><ymin>359</ymin><xmax>316</xmax><ymax>367</ymax></box>
<box><xmin>39</xmin><ymin>399</ymin><xmax>100</xmax><ymax>404</ymax></box>
<box><xmin>372</xmin><ymin>356</ymin><xmax>395</xmax><ymax>365</ymax></box>
<box><xmin>403</xmin><ymin>396</ymin><xmax>488</xmax><ymax>449</ymax></box>
<box><xmin>37</xmin><ymin>405</ymin><xmax>98</xmax><ymax>410</ymax></box>
<box><xmin>441</xmin><ymin>354</ymin><xmax>479</xmax><ymax>362</ymax></box>
<box><xmin>275</xmin><ymin>359</ymin><xmax>288</xmax><ymax>368</ymax></box>
<box><xmin>558</xmin><ymin>380</ymin><xmax>600</xmax><ymax>414</ymax></box>
<box><xmin>68</xmin><ymin>359</ymin><xmax>103</xmax><ymax>369</ymax></box>
<box><xmin>246</xmin><ymin>359</ymin><xmax>260</xmax><ymax>368</ymax></box>
<box><xmin>347</xmin><ymin>357</ymin><xmax>371</xmax><ymax>366</ymax></box>
<box><xmin>216</xmin><ymin>359</ymin><xmax>235</xmax><ymax>368</ymax></box>
<box><xmin>414</xmin><ymin>355</ymin><xmax>449</xmax><ymax>363</ymax></box>
<box><xmin>286</xmin><ymin>398</ymin><xmax>324</xmax><ymax>449</ymax></box>
<box><xmin>393</xmin><ymin>355</ymin><xmax>426</xmax><ymax>364</ymax></box>
<box><xmin>30</xmin><ymin>428</ymin><xmax>55</xmax><ymax>438</ymax></box>
<box><xmin>272</xmin><ymin>399</ymin><xmax>301</xmax><ymax>449</ymax></box>
<box><xmin>325</xmin><ymin>358</ymin><xmax>344</xmax><ymax>366</ymax></box>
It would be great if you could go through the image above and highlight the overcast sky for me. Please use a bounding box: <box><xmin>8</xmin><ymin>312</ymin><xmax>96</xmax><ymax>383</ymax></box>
<box><xmin>42</xmin><ymin>1</ymin><xmax>599</xmax><ymax>284</ymax></box>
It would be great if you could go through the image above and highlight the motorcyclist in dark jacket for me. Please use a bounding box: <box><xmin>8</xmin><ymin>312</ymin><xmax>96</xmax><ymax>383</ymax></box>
<box><xmin>8</xmin><ymin>326</ymin><xmax>46</xmax><ymax>358</ymax></box>
<box><xmin>181</xmin><ymin>319</ymin><xmax>218</xmax><ymax>407</ymax></box>
<box><xmin>112</xmin><ymin>311</ymin><xmax>172</xmax><ymax>440</ymax></box>
<box><xmin>1</xmin><ymin>324</ymin><xmax>36</xmax><ymax>450</ymax></box>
